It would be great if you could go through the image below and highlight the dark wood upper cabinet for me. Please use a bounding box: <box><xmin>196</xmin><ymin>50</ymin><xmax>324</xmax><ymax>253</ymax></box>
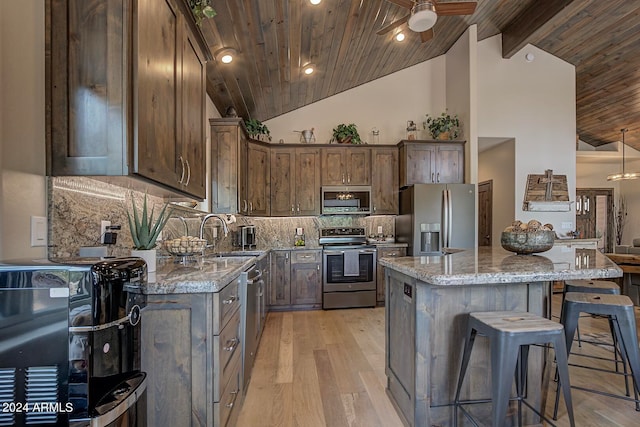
<box><xmin>48</xmin><ymin>0</ymin><xmax>209</xmax><ymax>199</ymax></box>
<box><xmin>245</xmin><ymin>141</ymin><xmax>271</xmax><ymax>216</ymax></box>
<box><xmin>210</xmin><ymin>118</ymin><xmax>247</xmax><ymax>213</ymax></box>
<box><xmin>321</xmin><ymin>147</ymin><xmax>371</xmax><ymax>185</ymax></box>
<box><xmin>270</xmin><ymin>147</ymin><xmax>321</xmax><ymax>216</ymax></box>
<box><xmin>399</xmin><ymin>140</ymin><xmax>465</xmax><ymax>187</ymax></box>
<box><xmin>371</xmin><ymin>147</ymin><xmax>399</xmax><ymax>214</ymax></box>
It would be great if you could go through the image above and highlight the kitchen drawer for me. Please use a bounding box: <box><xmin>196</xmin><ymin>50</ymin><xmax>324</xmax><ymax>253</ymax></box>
<box><xmin>214</xmin><ymin>308</ymin><xmax>241</xmax><ymax>401</ymax></box>
<box><xmin>215</xmin><ymin>352</ymin><xmax>242</xmax><ymax>427</ymax></box>
<box><xmin>291</xmin><ymin>250</ymin><xmax>321</xmax><ymax>264</ymax></box>
<box><xmin>378</xmin><ymin>247</ymin><xmax>407</xmax><ymax>258</ymax></box>
<box><xmin>213</xmin><ymin>274</ymin><xmax>241</xmax><ymax>335</ymax></box>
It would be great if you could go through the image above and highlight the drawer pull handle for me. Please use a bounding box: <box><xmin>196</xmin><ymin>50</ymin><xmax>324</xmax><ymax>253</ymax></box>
<box><xmin>223</xmin><ymin>295</ymin><xmax>237</xmax><ymax>305</ymax></box>
<box><xmin>301</xmin><ymin>255</ymin><xmax>311</xmax><ymax>258</ymax></box>
<box><xmin>223</xmin><ymin>337</ymin><xmax>239</xmax><ymax>352</ymax></box>
<box><xmin>225</xmin><ymin>389</ymin><xmax>239</xmax><ymax>408</ymax></box>
<box><xmin>389</xmin><ymin>252</ymin><xmax>397</xmax><ymax>256</ymax></box>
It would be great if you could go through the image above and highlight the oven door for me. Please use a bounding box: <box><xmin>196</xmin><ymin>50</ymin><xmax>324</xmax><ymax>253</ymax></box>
<box><xmin>322</xmin><ymin>247</ymin><xmax>377</xmax><ymax>291</ymax></box>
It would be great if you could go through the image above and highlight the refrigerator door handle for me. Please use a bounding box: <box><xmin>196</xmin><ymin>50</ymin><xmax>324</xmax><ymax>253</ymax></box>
<box><xmin>447</xmin><ymin>189</ymin><xmax>453</xmax><ymax>248</ymax></box>
<box><xmin>442</xmin><ymin>189</ymin><xmax>449</xmax><ymax>248</ymax></box>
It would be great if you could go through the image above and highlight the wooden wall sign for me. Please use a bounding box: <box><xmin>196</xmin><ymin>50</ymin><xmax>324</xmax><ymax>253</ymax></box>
<box><xmin>523</xmin><ymin>169</ymin><xmax>572</xmax><ymax>211</ymax></box>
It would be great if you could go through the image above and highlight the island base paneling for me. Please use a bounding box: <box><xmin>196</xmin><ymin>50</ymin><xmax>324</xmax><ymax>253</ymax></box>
<box><xmin>385</xmin><ymin>269</ymin><xmax>548</xmax><ymax>426</ymax></box>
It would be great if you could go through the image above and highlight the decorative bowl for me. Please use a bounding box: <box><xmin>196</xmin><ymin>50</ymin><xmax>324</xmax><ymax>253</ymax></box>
<box><xmin>500</xmin><ymin>230</ymin><xmax>555</xmax><ymax>255</ymax></box>
<box><xmin>164</xmin><ymin>237</ymin><xmax>207</xmax><ymax>257</ymax></box>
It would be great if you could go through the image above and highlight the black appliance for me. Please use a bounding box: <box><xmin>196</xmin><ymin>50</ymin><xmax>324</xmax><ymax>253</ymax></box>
<box><xmin>320</xmin><ymin>227</ymin><xmax>377</xmax><ymax>309</ymax></box>
<box><xmin>0</xmin><ymin>258</ymin><xmax>147</xmax><ymax>427</ymax></box>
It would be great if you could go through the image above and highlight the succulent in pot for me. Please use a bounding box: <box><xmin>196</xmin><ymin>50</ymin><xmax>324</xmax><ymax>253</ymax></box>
<box><xmin>126</xmin><ymin>193</ymin><xmax>172</xmax><ymax>250</ymax></box>
<box><xmin>331</xmin><ymin>123</ymin><xmax>362</xmax><ymax>144</ymax></box>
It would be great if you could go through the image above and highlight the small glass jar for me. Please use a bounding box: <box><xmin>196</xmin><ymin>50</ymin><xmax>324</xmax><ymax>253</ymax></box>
<box><xmin>294</xmin><ymin>228</ymin><xmax>305</xmax><ymax>246</ymax></box>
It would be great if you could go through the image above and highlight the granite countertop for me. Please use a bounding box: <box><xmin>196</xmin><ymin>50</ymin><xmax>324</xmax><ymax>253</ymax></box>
<box><xmin>143</xmin><ymin>255</ymin><xmax>257</xmax><ymax>294</ymax></box>
<box><xmin>379</xmin><ymin>246</ymin><xmax>622</xmax><ymax>286</ymax></box>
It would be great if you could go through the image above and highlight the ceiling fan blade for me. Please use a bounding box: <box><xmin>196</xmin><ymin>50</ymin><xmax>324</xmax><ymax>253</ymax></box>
<box><xmin>376</xmin><ymin>14</ymin><xmax>410</xmax><ymax>35</ymax></box>
<box><xmin>420</xmin><ymin>28</ymin><xmax>434</xmax><ymax>43</ymax></box>
<box><xmin>434</xmin><ymin>1</ymin><xmax>477</xmax><ymax>16</ymax></box>
<box><xmin>385</xmin><ymin>0</ymin><xmax>415</xmax><ymax>9</ymax></box>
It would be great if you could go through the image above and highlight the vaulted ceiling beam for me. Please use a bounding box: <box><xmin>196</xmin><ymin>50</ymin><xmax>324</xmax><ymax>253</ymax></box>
<box><xmin>501</xmin><ymin>0</ymin><xmax>577</xmax><ymax>58</ymax></box>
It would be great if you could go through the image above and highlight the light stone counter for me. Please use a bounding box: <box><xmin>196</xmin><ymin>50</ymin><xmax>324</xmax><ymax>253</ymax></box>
<box><xmin>142</xmin><ymin>255</ymin><xmax>257</xmax><ymax>294</ymax></box>
<box><xmin>379</xmin><ymin>245</ymin><xmax>622</xmax><ymax>286</ymax></box>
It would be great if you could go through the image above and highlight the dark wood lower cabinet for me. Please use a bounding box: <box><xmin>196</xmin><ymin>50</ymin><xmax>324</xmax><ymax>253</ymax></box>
<box><xmin>376</xmin><ymin>246</ymin><xmax>407</xmax><ymax>303</ymax></box>
<box><xmin>269</xmin><ymin>250</ymin><xmax>322</xmax><ymax>309</ymax></box>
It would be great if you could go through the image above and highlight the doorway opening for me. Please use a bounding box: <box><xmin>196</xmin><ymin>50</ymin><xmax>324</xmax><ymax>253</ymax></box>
<box><xmin>478</xmin><ymin>180</ymin><xmax>493</xmax><ymax>246</ymax></box>
<box><xmin>575</xmin><ymin>188</ymin><xmax>614</xmax><ymax>252</ymax></box>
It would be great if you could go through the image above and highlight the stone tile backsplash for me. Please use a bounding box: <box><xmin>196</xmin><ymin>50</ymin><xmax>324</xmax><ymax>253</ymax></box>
<box><xmin>49</xmin><ymin>177</ymin><xmax>395</xmax><ymax>258</ymax></box>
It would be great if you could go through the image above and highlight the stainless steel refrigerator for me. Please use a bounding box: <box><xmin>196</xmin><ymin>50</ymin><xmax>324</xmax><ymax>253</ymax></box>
<box><xmin>396</xmin><ymin>184</ymin><xmax>476</xmax><ymax>255</ymax></box>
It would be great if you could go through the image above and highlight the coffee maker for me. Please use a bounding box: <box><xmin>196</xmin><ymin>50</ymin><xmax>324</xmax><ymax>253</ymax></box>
<box><xmin>239</xmin><ymin>225</ymin><xmax>257</xmax><ymax>250</ymax></box>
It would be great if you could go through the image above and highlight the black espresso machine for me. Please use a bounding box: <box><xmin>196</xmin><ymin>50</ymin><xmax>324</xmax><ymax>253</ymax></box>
<box><xmin>0</xmin><ymin>257</ymin><xmax>147</xmax><ymax>427</ymax></box>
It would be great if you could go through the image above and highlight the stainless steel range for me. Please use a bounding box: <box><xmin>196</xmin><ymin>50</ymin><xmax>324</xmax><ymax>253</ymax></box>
<box><xmin>320</xmin><ymin>227</ymin><xmax>377</xmax><ymax>309</ymax></box>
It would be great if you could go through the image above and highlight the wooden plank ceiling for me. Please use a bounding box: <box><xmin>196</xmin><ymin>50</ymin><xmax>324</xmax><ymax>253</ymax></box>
<box><xmin>199</xmin><ymin>0</ymin><xmax>640</xmax><ymax>151</ymax></box>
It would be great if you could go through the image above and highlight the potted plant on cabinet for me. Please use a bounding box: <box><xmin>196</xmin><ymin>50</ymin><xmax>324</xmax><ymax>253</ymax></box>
<box><xmin>424</xmin><ymin>111</ymin><xmax>461</xmax><ymax>140</ymax></box>
<box><xmin>189</xmin><ymin>0</ymin><xmax>216</xmax><ymax>26</ymax></box>
<box><xmin>126</xmin><ymin>194</ymin><xmax>172</xmax><ymax>273</ymax></box>
<box><xmin>331</xmin><ymin>123</ymin><xmax>363</xmax><ymax>144</ymax></box>
<box><xmin>245</xmin><ymin>118</ymin><xmax>272</xmax><ymax>142</ymax></box>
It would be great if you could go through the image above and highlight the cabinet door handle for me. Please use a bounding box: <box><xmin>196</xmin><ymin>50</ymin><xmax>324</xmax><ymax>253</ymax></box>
<box><xmin>431</xmin><ymin>172</ymin><xmax>435</xmax><ymax>183</ymax></box>
<box><xmin>178</xmin><ymin>156</ymin><xmax>185</xmax><ymax>184</ymax></box>
<box><xmin>436</xmin><ymin>172</ymin><xmax>440</xmax><ymax>182</ymax></box>
<box><xmin>249</xmin><ymin>201</ymin><xmax>253</xmax><ymax>213</ymax></box>
<box><xmin>373</xmin><ymin>205</ymin><xmax>377</xmax><ymax>213</ymax></box>
<box><xmin>297</xmin><ymin>203</ymin><xmax>300</xmax><ymax>213</ymax></box>
<box><xmin>243</xmin><ymin>200</ymin><xmax>248</xmax><ymax>213</ymax></box>
<box><xmin>225</xmin><ymin>389</ymin><xmax>239</xmax><ymax>408</ymax></box>
<box><xmin>223</xmin><ymin>337</ymin><xmax>239</xmax><ymax>352</ymax></box>
<box><xmin>286</xmin><ymin>252</ymin><xmax>289</xmax><ymax>260</ymax></box>
<box><xmin>584</xmin><ymin>196</ymin><xmax>590</xmax><ymax>213</ymax></box>
<box><xmin>185</xmin><ymin>159</ymin><xmax>191</xmax><ymax>186</ymax></box>
<box><xmin>347</xmin><ymin>173</ymin><xmax>351</xmax><ymax>184</ymax></box>
<box><xmin>291</xmin><ymin>205</ymin><xmax>295</xmax><ymax>214</ymax></box>
<box><xmin>576</xmin><ymin>197</ymin><xmax>582</xmax><ymax>214</ymax></box>
<box><xmin>342</xmin><ymin>173</ymin><xmax>345</xmax><ymax>184</ymax></box>
<box><xmin>222</xmin><ymin>295</ymin><xmax>237</xmax><ymax>305</ymax></box>
<box><xmin>317</xmin><ymin>264</ymin><xmax>320</xmax><ymax>271</ymax></box>
<box><xmin>389</xmin><ymin>252</ymin><xmax>398</xmax><ymax>256</ymax></box>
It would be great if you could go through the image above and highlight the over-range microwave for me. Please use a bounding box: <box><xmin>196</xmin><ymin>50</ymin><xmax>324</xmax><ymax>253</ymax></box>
<box><xmin>321</xmin><ymin>186</ymin><xmax>372</xmax><ymax>215</ymax></box>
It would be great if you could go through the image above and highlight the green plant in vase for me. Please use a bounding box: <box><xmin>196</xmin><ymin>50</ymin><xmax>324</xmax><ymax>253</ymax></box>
<box><xmin>189</xmin><ymin>0</ymin><xmax>217</xmax><ymax>26</ymax></box>
<box><xmin>331</xmin><ymin>123</ymin><xmax>362</xmax><ymax>144</ymax></box>
<box><xmin>245</xmin><ymin>118</ymin><xmax>271</xmax><ymax>141</ymax></box>
<box><xmin>424</xmin><ymin>111</ymin><xmax>461</xmax><ymax>140</ymax></box>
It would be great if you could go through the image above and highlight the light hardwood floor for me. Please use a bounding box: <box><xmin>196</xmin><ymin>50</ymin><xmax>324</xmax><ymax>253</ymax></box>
<box><xmin>236</xmin><ymin>295</ymin><xmax>640</xmax><ymax>426</ymax></box>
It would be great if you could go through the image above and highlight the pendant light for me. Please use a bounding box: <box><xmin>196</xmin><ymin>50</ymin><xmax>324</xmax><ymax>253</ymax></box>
<box><xmin>607</xmin><ymin>128</ymin><xmax>640</xmax><ymax>181</ymax></box>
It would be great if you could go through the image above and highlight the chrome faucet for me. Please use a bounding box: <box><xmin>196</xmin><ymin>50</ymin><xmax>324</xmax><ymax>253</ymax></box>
<box><xmin>199</xmin><ymin>214</ymin><xmax>230</xmax><ymax>246</ymax></box>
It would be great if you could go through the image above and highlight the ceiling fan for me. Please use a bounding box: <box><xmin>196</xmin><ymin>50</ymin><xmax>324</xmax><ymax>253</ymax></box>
<box><xmin>377</xmin><ymin>0</ymin><xmax>477</xmax><ymax>43</ymax></box>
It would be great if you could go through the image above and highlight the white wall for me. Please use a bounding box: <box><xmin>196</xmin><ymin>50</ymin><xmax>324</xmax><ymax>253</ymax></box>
<box><xmin>446</xmin><ymin>25</ymin><xmax>478</xmax><ymax>185</ymax></box>
<box><xmin>479</xmin><ymin>140</ymin><xmax>516</xmax><ymax>244</ymax></box>
<box><xmin>264</xmin><ymin>57</ymin><xmax>447</xmax><ymax>145</ymax></box>
<box><xmin>477</xmin><ymin>35</ymin><xmax>576</xmax><ymax>232</ymax></box>
<box><xmin>0</xmin><ymin>0</ymin><xmax>47</xmax><ymax>260</ymax></box>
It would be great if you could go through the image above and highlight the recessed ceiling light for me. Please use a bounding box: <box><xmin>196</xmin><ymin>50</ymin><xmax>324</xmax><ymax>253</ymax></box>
<box><xmin>215</xmin><ymin>48</ymin><xmax>237</xmax><ymax>64</ymax></box>
<box><xmin>310</xmin><ymin>0</ymin><xmax>322</xmax><ymax>5</ymax></box>
<box><xmin>395</xmin><ymin>32</ymin><xmax>405</xmax><ymax>42</ymax></box>
<box><xmin>303</xmin><ymin>64</ymin><xmax>315</xmax><ymax>75</ymax></box>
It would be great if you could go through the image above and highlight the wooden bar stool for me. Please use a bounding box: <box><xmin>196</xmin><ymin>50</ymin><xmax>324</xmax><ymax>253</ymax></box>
<box><xmin>455</xmin><ymin>311</ymin><xmax>575</xmax><ymax>427</ymax></box>
<box><xmin>553</xmin><ymin>293</ymin><xmax>640</xmax><ymax>418</ymax></box>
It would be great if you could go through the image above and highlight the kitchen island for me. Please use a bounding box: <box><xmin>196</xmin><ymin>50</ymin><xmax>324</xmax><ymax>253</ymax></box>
<box><xmin>379</xmin><ymin>246</ymin><xmax>622</xmax><ymax>427</ymax></box>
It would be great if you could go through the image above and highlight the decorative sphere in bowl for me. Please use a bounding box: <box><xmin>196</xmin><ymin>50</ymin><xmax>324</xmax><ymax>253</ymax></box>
<box><xmin>164</xmin><ymin>236</ymin><xmax>207</xmax><ymax>256</ymax></box>
<box><xmin>500</xmin><ymin>230</ymin><xmax>555</xmax><ymax>255</ymax></box>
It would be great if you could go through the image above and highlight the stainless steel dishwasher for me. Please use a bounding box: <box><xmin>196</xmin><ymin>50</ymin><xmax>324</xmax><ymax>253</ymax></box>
<box><xmin>240</xmin><ymin>263</ymin><xmax>263</xmax><ymax>390</ymax></box>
